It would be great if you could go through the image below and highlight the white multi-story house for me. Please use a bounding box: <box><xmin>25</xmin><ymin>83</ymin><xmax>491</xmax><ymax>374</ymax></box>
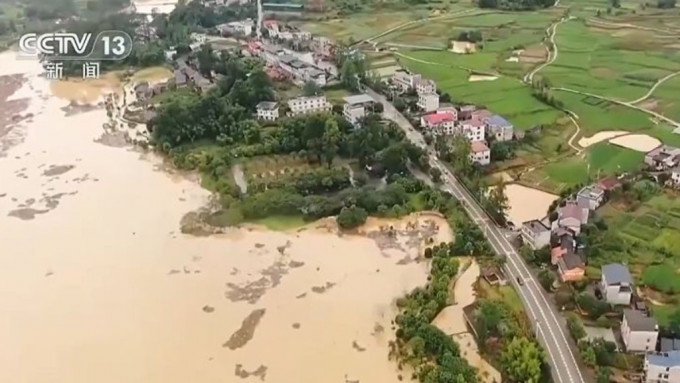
<box><xmin>420</xmin><ymin>111</ymin><xmax>456</xmax><ymax>136</ymax></box>
<box><xmin>416</xmin><ymin>78</ymin><xmax>436</xmax><ymax>95</ymax></box>
<box><xmin>470</xmin><ymin>140</ymin><xmax>491</xmax><ymax>166</ymax></box>
<box><xmin>343</xmin><ymin>94</ymin><xmax>375</xmax><ymax>126</ymax></box>
<box><xmin>646</xmin><ymin>351</ymin><xmax>680</xmax><ymax>383</ymax></box>
<box><xmin>459</xmin><ymin>117</ymin><xmax>486</xmax><ymax>142</ymax></box>
<box><xmin>521</xmin><ymin>219</ymin><xmax>551</xmax><ymax>249</ymax></box>
<box><xmin>577</xmin><ymin>184</ymin><xmax>606</xmax><ymax>210</ymax></box>
<box><xmin>225</xmin><ymin>19</ymin><xmax>254</xmax><ymax>36</ymax></box>
<box><xmin>487</xmin><ymin>115</ymin><xmax>514</xmax><ymax>141</ymax></box>
<box><xmin>622</xmin><ymin>309</ymin><xmax>659</xmax><ymax>353</ymax></box>
<box><xmin>672</xmin><ymin>166</ymin><xmax>680</xmax><ymax>185</ymax></box>
<box><xmin>418</xmin><ymin>92</ymin><xmax>439</xmax><ymax>112</ymax></box>
<box><xmin>601</xmin><ymin>263</ymin><xmax>633</xmax><ymax>305</ymax></box>
<box><xmin>256</xmin><ymin>101</ymin><xmax>279</xmax><ymax>121</ymax></box>
<box><xmin>392</xmin><ymin>69</ymin><xmax>422</xmax><ymax>92</ymax></box>
<box><xmin>287</xmin><ymin>95</ymin><xmax>331</xmax><ymax>116</ymax></box>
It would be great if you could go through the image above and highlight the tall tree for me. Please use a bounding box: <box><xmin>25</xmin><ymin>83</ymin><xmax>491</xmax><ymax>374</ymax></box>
<box><xmin>322</xmin><ymin>117</ymin><xmax>341</xmax><ymax>168</ymax></box>
<box><xmin>197</xmin><ymin>43</ymin><xmax>215</xmax><ymax>78</ymax></box>
<box><xmin>500</xmin><ymin>337</ymin><xmax>544</xmax><ymax>383</ymax></box>
<box><xmin>302</xmin><ymin>81</ymin><xmax>322</xmax><ymax>96</ymax></box>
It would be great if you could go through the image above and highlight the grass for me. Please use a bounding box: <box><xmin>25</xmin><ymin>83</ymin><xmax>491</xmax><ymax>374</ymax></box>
<box><xmin>651</xmin><ymin>303</ymin><xmax>677</xmax><ymax>327</ymax></box>
<box><xmin>478</xmin><ymin>278</ymin><xmax>525</xmax><ymax>315</ymax></box>
<box><xmin>249</xmin><ymin>215</ymin><xmax>307</xmax><ymax>231</ymax></box>
<box><xmin>398</xmin><ymin>50</ymin><xmax>561</xmax><ymax>130</ymax></box>
<box><xmin>524</xmin><ymin>142</ymin><xmax>643</xmax><ymax>192</ymax></box>
<box><xmin>642</xmin><ymin>265</ymin><xmax>680</xmax><ymax>294</ymax></box>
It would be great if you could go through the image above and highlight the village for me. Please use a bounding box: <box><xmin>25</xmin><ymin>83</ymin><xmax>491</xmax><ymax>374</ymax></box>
<box><xmin>121</xmin><ymin>2</ymin><xmax>680</xmax><ymax>381</ymax></box>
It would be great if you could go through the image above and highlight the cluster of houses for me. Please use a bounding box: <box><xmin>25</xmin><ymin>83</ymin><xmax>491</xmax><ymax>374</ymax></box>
<box><xmin>598</xmin><ymin>263</ymin><xmax>680</xmax><ymax>383</ymax></box>
<box><xmin>520</xmin><ymin>177</ymin><xmax>623</xmax><ymax>282</ymax></box>
<box><xmin>256</xmin><ymin>92</ymin><xmax>377</xmax><ymax>127</ymax></box>
<box><xmin>390</xmin><ymin>69</ymin><xmax>514</xmax><ymax>166</ymax></box>
<box><xmin>645</xmin><ymin>144</ymin><xmax>680</xmax><ymax>187</ymax></box>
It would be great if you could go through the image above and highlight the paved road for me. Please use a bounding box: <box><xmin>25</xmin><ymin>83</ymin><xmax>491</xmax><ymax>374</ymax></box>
<box><xmin>366</xmin><ymin>88</ymin><xmax>586</xmax><ymax>383</ymax></box>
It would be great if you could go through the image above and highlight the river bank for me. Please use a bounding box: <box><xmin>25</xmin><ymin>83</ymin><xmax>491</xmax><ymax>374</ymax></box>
<box><xmin>0</xmin><ymin>48</ymin><xmax>453</xmax><ymax>383</ymax></box>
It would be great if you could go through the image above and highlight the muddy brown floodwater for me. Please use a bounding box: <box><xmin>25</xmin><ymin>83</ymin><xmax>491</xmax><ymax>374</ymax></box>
<box><xmin>0</xmin><ymin>50</ymin><xmax>451</xmax><ymax>383</ymax></box>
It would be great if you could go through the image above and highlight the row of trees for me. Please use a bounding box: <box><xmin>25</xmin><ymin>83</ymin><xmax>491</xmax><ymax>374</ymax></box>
<box><xmin>478</xmin><ymin>0</ymin><xmax>555</xmax><ymax>10</ymax></box>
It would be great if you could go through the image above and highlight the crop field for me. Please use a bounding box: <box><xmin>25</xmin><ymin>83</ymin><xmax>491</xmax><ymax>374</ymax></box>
<box><xmin>398</xmin><ymin>51</ymin><xmax>560</xmax><ymax>130</ymax></box>
<box><xmin>242</xmin><ymin>154</ymin><xmax>321</xmax><ymax>181</ymax></box>
<box><xmin>543</xmin><ymin>21</ymin><xmax>680</xmax><ymax>100</ymax></box>
<box><xmin>520</xmin><ymin>142</ymin><xmax>643</xmax><ymax>192</ymax></box>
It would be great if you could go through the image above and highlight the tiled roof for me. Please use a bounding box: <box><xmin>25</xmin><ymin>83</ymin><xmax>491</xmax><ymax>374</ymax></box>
<box><xmin>624</xmin><ymin>309</ymin><xmax>658</xmax><ymax>332</ymax></box>
<box><xmin>470</xmin><ymin>140</ymin><xmax>489</xmax><ymax>153</ymax></box>
<box><xmin>602</xmin><ymin>263</ymin><xmax>632</xmax><ymax>285</ymax></box>
<box><xmin>487</xmin><ymin>115</ymin><xmax>511</xmax><ymax>127</ymax></box>
<box><xmin>423</xmin><ymin>112</ymin><xmax>454</xmax><ymax>125</ymax></box>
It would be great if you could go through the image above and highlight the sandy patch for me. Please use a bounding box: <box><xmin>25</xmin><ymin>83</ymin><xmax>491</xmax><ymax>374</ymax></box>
<box><xmin>503</xmin><ymin>183</ymin><xmax>558</xmax><ymax>225</ymax></box>
<box><xmin>50</xmin><ymin>72</ymin><xmax>123</xmax><ymax>104</ymax></box>
<box><xmin>450</xmin><ymin>41</ymin><xmax>476</xmax><ymax>54</ymax></box>
<box><xmin>469</xmin><ymin>74</ymin><xmax>498</xmax><ymax>82</ymax></box>
<box><xmin>505</xmin><ymin>57</ymin><xmax>519</xmax><ymax>62</ymax></box>
<box><xmin>610</xmin><ymin>134</ymin><xmax>661</xmax><ymax>152</ymax></box>
<box><xmin>637</xmin><ymin>98</ymin><xmax>659</xmax><ymax>111</ymax></box>
<box><xmin>432</xmin><ymin>260</ymin><xmax>501</xmax><ymax>383</ymax></box>
<box><xmin>578</xmin><ymin>130</ymin><xmax>629</xmax><ymax>148</ymax></box>
<box><xmin>519</xmin><ymin>45</ymin><xmax>547</xmax><ymax>64</ymax></box>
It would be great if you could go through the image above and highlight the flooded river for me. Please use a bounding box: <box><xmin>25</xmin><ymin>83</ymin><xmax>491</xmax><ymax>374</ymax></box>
<box><xmin>0</xmin><ymin>50</ymin><xmax>447</xmax><ymax>383</ymax></box>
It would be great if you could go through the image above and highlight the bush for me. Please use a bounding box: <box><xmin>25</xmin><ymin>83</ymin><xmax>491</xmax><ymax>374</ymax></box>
<box><xmin>596</xmin><ymin>315</ymin><xmax>612</xmax><ymax>328</ymax></box>
<box><xmin>538</xmin><ymin>269</ymin><xmax>555</xmax><ymax>291</ymax></box>
<box><xmin>336</xmin><ymin>206</ymin><xmax>368</xmax><ymax>229</ymax></box>
<box><xmin>567</xmin><ymin>314</ymin><xmax>586</xmax><ymax>341</ymax></box>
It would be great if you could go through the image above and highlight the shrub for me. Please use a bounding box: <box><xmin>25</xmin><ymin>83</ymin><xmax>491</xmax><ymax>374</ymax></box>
<box><xmin>336</xmin><ymin>206</ymin><xmax>368</xmax><ymax>229</ymax></box>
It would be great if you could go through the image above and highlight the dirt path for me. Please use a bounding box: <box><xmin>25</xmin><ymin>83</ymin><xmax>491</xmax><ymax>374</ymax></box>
<box><xmin>629</xmin><ymin>71</ymin><xmax>680</xmax><ymax>104</ymax></box>
<box><xmin>565</xmin><ymin>110</ymin><xmax>583</xmax><ymax>153</ymax></box>
<box><xmin>553</xmin><ymin>87</ymin><xmax>680</xmax><ymax>128</ymax></box>
<box><xmin>361</xmin><ymin>9</ymin><xmax>481</xmax><ymax>45</ymax></box>
<box><xmin>394</xmin><ymin>51</ymin><xmax>500</xmax><ymax>77</ymax></box>
<box><xmin>587</xmin><ymin>18</ymin><xmax>680</xmax><ymax>36</ymax></box>
<box><xmin>524</xmin><ymin>16</ymin><xmax>574</xmax><ymax>84</ymax></box>
<box><xmin>384</xmin><ymin>42</ymin><xmax>443</xmax><ymax>51</ymax></box>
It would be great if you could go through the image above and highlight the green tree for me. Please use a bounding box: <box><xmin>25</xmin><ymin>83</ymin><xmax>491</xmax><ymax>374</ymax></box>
<box><xmin>430</xmin><ymin>167</ymin><xmax>442</xmax><ymax>182</ymax></box>
<box><xmin>302</xmin><ymin>81</ymin><xmax>322</xmax><ymax>96</ymax></box>
<box><xmin>537</xmin><ymin>269</ymin><xmax>555</xmax><ymax>291</ymax></box>
<box><xmin>381</xmin><ymin>143</ymin><xmax>409</xmax><ymax>174</ymax></box>
<box><xmin>500</xmin><ymin>337</ymin><xmax>544</xmax><ymax>383</ymax></box>
<box><xmin>595</xmin><ymin>367</ymin><xmax>611</xmax><ymax>383</ymax></box>
<box><xmin>197</xmin><ymin>43</ymin><xmax>215</xmax><ymax>78</ymax></box>
<box><xmin>566</xmin><ymin>313</ymin><xmax>586</xmax><ymax>341</ymax></box>
<box><xmin>477</xmin><ymin>300</ymin><xmax>504</xmax><ymax>341</ymax></box>
<box><xmin>337</xmin><ymin>206</ymin><xmax>368</xmax><ymax>229</ymax></box>
<box><xmin>322</xmin><ymin>117</ymin><xmax>341</xmax><ymax>168</ymax></box>
<box><xmin>486</xmin><ymin>181</ymin><xmax>509</xmax><ymax>225</ymax></box>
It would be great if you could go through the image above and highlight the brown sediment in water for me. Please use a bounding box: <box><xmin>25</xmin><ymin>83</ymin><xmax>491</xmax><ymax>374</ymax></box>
<box><xmin>0</xmin><ymin>73</ymin><xmax>30</xmax><ymax>155</ymax></box>
<box><xmin>234</xmin><ymin>364</ymin><xmax>267</xmax><ymax>380</ymax></box>
<box><xmin>223</xmin><ymin>309</ymin><xmax>267</xmax><ymax>350</ymax></box>
<box><xmin>1</xmin><ymin>50</ymin><xmax>446</xmax><ymax>383</ymax></box>
<box><xmin>42</xmin><ymin>165</ymin><xmax>75</xmax><ymax>177</ymax></box>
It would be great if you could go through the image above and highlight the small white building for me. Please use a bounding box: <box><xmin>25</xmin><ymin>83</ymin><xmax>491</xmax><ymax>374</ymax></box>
<box><xmin>622</xmin><ymin>309</ymin><xmax>659</xmax><ymax>353</ymax></box>
<box><xmin>601</xmin><ymin>263</ymin><xmax>633</xmax><ymax>305</ymax></box>
<box><xmin>487</xmin><ymin>115</ymin><xmax>514</xmax><ymax>142</ymax></box>
<box><xmin>288</xmin><ymin>95</ymin><xmax>331</xmax><ymax>116</ymax></box>
<box><xmin>459</xmin><ymin>117</ymin><xmax>486</xmax><ymax>143</ymax></box>
<box><xmin>420</xmin><ymin>111</ymin><xmax>456</xmax><ymax>136</ymax></box>
<box><xmin>418</xmin><ymin>92</ymin><xmax>439</xmax><ymax>113</ymax></box>
<box><xmin>392</xmin><ymin>69</ymin><xmax>422</xmax><ymax>92</ymax></box>
<box><xmin>256</xmin><ymin>101</ymin><xmax>279</xmax><ymax>121</ymax></box>
<box><xmin>226</xmin><ymin>19</ymin><xmax>254</xmax><ymax>36</ymax></box>
<box><xmin>416</xmin><ymin>78</ymin><xmax>436</xmax><ymax>95</ymax></box>
<box><xmin>343</xmin><ymin>94</ymin><xmax>375</xmax><ymax>126</ymax></box>
<box><xmin>672</xmin><ymin>166</ymin><xmax>680</xmax><ymax>185</ymax></box>
<box><xmin>521</xmin><ymin>219</ymin><xmax>551</xmax><ymax>249</ymax></box>
<box><xmin>470</xmin><ymin>140</ymin><xmax>491</xmax><ymax>166</ymax></box>
<box><xmin>645</xmin><ymin>351</ymin><xmax>680</xmax><ymax>383</ymax></box>
<box><xmin>577</xmin><ymin>184</ymin><xmax>606</xmax><ymax>211</ymax></box>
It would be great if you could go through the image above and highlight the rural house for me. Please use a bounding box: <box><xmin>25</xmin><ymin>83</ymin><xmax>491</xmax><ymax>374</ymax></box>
<box><xmin>487</xmin><ymin>115</ymin><xmax>514</xmax><ymax>142</ymax></box>
<box><xmin>555</xmin><ymin>201</ymin><xmax>589</xmax><ymax>235</ymax></box>
<box><xmin>470</xmin><ymin>141</ymin><xmax>490</xmax><ymax>166</ymax></box>
<box><xmin>459</xmin><ymin>117</ymin><xmax>486</xmax><ymax>142</ymax></box>
<box><xmin>417</xmin><ymin>92</ymin><xmax>439</xmax><ymax>112</ymax></box>
<box><xmin>645</xmin><ymin>351</ymin><xmax>680</xmax><ymax>383</ymax></box>
<box><xmin>420</xmin><ymin>111</ymin><xmax>457</xmax><ymax>136</ymax></box>
<box><xmin>256</xmin><ymin>101</ymin><xmax>279</xmax><ymax>121</ymax></box>
<box><xmin>672</xmin><ymin>166</ymin><xmax>680</xmax><ymax>186</ymax></box>
<box><xmin>415</xmin><ymin>78</ymin><xmax>436</xmax><ymax>95</ymax></box>
<box><xmin>343</xmin><ymin>94</ymin><xmax>375</xmax><ymax>126</ymax></box>
<box><xmin>521</xmin><ymin>219</ymin><xmax>551</xmax><ymax>249</ymax></box>
<box><xmin>645</xmin><ymin>145</ymin><xmax>680</xmax><ymax>171</ymax></box>
<box><xmin>458</xmin><ymin>105</ymin><xmax>477</xmax><ymax>120</ymax></box>
<box><xmin>577</xmin><ymin>184</ymin><xmax>605</xmax><ymax>211</ymax></box>
<box><xmin>600</xmin><ymin>263</ymin><xmax>633</xmax><ymax>305</ymax></box>
<box><xmin>622</xmin><ymin>308</ymin><xmax>659</xmax><ymax>353</ymax></box>
<box><xmin>597</xmin><ymin>176</ymin><xmax>622</xmax><ymax>193</ymax></box>
<box><xmin>288</xmin><ymin>95</ymin><xmax>331</xmax><ymax>116</ymax></box>
<box><xmin>391</xmin><ymin>69</ymin><xmax>422</xmax><ymax>92</ymax></box>
<box><xmin>550</xmin><ymin>230</ymin><xmax>585</xmax><ymax>282</ymax></box>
